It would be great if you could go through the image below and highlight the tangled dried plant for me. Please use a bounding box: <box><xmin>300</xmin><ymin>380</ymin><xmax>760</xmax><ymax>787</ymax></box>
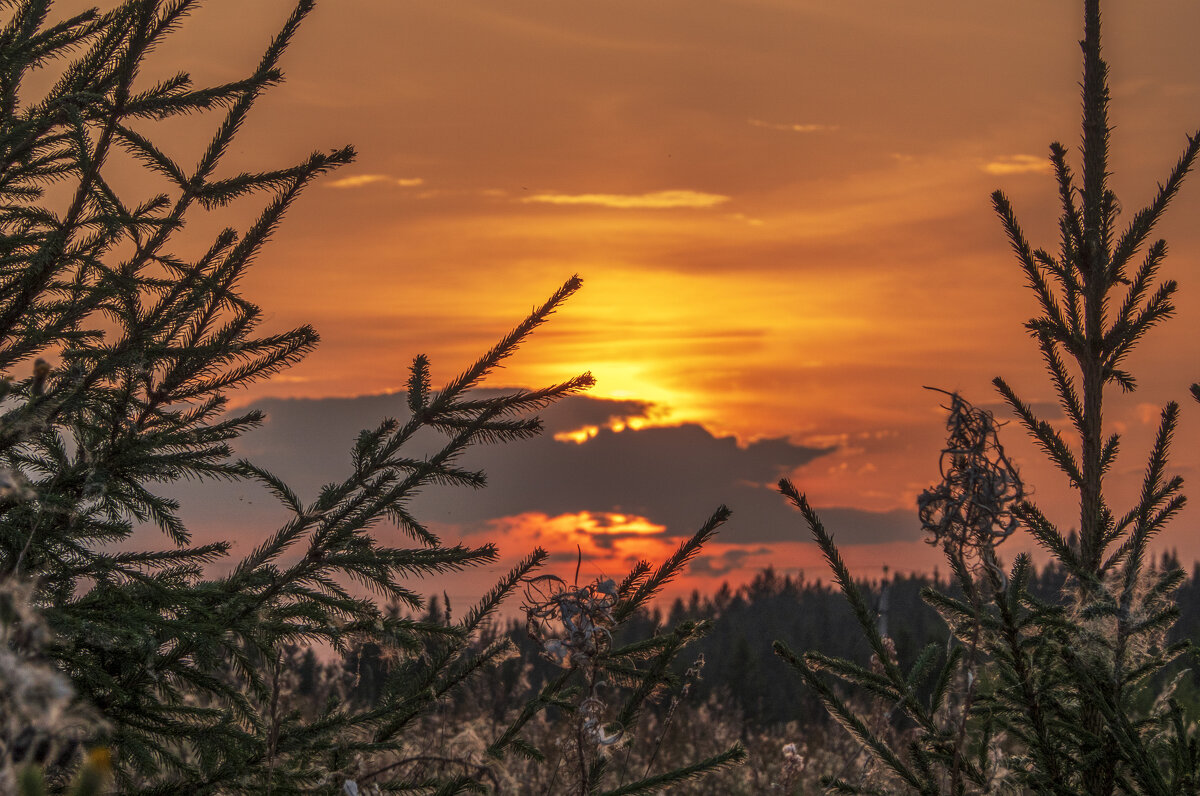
<box><xmin>524</xmin><ymin>573</ymin><xmax>618</xmax><ymax>671</ymax></box>
<box><xmin>523</xmin><ymin>568</ymin><xmax>625</xmax><ymax>749</ymax></box>
<box><xmin>917</xmin><ymin>387</ymin><xmax>1024</xmax><ymax>565</ymax></box>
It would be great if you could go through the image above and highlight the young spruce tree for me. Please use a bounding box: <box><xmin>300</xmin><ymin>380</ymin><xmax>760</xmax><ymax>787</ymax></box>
<box><xmin>774</xmin><ymin>1</ymin><xmax>1200</xmax><ymax>793</ymax></box>
<box><xmin>0</xmin><ymin>1</ymin><xmax>744</xmax><ymax>794</ymax></box>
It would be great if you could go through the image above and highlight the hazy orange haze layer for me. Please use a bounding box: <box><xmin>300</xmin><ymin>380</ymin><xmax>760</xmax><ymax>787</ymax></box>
<box><xmin>65</xmin><ymin>0</ymin><xmax>1200</xmax><ymax>595</ymax></box>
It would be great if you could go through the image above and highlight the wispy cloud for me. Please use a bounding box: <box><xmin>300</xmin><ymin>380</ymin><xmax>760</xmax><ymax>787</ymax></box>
<box><xmin>326</xmin><ymin>174</ymin><xmax>425</xmax><ymax>189</ymax></box>
<box><xmin>522</xmin><ymin>190</ymin><xmax>730</xmax><ymax>209</ymax></box>
<box><xmin>982</xmin><ymin>155</ymin><xmax>1050</xmax><ymax>175</ymax></box>
<box><xmin>728</xmin><ymin>212</ymin><xmax>765</xmax><ymax>227</ymax></box>
<box><xmin>749</xmin><ymin>118</ymin><xmax>838</xmax><ymax>133</ymax></box>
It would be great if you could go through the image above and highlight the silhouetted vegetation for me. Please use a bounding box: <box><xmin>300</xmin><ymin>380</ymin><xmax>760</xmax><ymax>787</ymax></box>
<box><xmin>300</xmin><ymin>549</ymin><xmax>1200</xmax><ymax>792</ymax></box>
<box><xmin>2</xmin><ymin>0</ymin><xmax>1198</xmax><ymax>794</ymax></box>
<box><xmin>771</xmin><ymin>0</ymin><xmax>1200</xmax><ymax>791</ymax></box>
<box><xmin>0</xmin><ymin>1</ymin><xmax>743</xmax><ymax>793</ymax></box>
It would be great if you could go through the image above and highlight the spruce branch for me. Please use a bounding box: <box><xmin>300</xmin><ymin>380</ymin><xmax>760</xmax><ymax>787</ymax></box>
<box><xmin>613</xmin><ymin>505</ymin><xmax>728</xmax><ymax>623</ymax></box>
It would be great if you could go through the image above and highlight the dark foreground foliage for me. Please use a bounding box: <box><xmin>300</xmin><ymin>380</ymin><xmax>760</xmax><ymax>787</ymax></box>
<box><xmin>772</xmin><ymin>1</ymin><xmax>1200</xmax><ymax>793</ymax></box>
<box><xmin>2</xmin><ymin>0</ymin><xmax>1198</xmax><ymax>794</ymax></box>
<box><xmin>0</xmin><ymin>1</ymin><xmax>744</xmax><ymax>793</ymax></box>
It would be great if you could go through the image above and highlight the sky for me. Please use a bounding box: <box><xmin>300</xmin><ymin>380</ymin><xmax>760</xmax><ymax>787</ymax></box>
<box><xmin>80</xmin><ymin>1</ymin><xmax>1200</xmax><ymax>608</ymax></box>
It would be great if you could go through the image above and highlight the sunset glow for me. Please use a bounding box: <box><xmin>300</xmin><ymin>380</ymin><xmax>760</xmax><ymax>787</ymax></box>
<box><xmin>20</xmin><ymin>4</ymin><xmax>1200</xmax><ymax>788</ymax></box>
<box><xmin>84</xmin><ymin>0</ymin><xmax>1200</xmax><ymax>603</ymax></box>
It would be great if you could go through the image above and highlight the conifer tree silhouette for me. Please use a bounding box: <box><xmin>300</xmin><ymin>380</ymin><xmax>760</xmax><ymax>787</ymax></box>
<box><xmin>0</xmin><ymin>2</ymin><xmax>744</xmax><ymax>792</ymax></box>
<box><xmin>775</xmin><ymin>1</ymin><xmax>1200</xmax><ymax>793</ymax></box>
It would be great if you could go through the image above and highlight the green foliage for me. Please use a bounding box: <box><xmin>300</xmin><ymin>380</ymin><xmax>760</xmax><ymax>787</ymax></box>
<box><xmin>775</xmin><ymin>1</ymin><xmax>1200</xmax><ymax>793</ymax></box>
<box><xmin>487</xmin><ymin>507</ymin><xmax>747</xmax><ymax>795</ymax></box>
<box><xmin>0</xmin><ymin>1</ymin><xmax>740</xmax><ymax>793</ymax></box>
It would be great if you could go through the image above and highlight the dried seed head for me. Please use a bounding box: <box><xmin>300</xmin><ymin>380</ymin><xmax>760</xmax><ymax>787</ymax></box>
<box><xmin>523</xmin><ymin>575</ymin><xmax>617</xmax><ymax>669</ymax></box>
<box><xmin>918</xmin><ymin>390</ymin><xmax>1023</xmax><ymax>561</ymax></box>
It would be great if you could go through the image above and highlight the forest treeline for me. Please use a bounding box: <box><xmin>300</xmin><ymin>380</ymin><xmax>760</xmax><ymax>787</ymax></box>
<box><xmin>322</xmin><ymin>549</ymin><xmax>1200</xmax><ymax>735</ymax></box>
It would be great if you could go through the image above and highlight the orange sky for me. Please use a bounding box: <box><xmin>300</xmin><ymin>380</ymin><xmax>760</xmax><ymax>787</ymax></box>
<box><xmin>79</xmin><ymin>1</ymin><xmax>1200</xmax><ymax>605</ymax></box>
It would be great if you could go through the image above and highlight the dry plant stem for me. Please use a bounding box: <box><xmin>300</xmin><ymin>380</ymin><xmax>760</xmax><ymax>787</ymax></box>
<box><xmin>576</xmin><ymin>667</ymin><xmax>599</xmax><ymax>795</ymax></box>
<box><xmin>266</xmin><ymin>651</ymin><xmax>283</xmax><ymax>796</ymax></box>
<box><xmin>546</xmin><ymin>745</ymin><xmax>565</xmax><ymax>794</ymax></box>
<box><xmin>953</xmin><ymin>548</ymin><xmax>1006</xmax><ymax>794</ymax></box>
<box><xmin>917</xmin><ymin>390</ymin><xmax>1020</xmax><ymax>791</ymax></box>
<box><xmin>636</xmin><ymin>654</ymin><xmax>704</xmax><ymax>784</ymax></box>
<box><xmin>640</xmin><ymin>695</ymin><xmax>679</xmax><ymax>780</ymax></box>
<box><xmin>576</xmin><ymin>709</ymin><xmax>589</xmax><ymax>794</ymax></box>
<box><xmin>949</xmin><ymin>536</ymin><xmax>1002</xmax><ymax>792</ymax></box>
<box><xmin>826</xmin><ymin>651</ymin><xmax>915</xmax><ymax>791</ymax></box>
<box><xmin>615</xmin><ymin>723</ymin><xmax>637</xmax><ymax>787</ymax></box>
<box><xmin>950</xmin><ymin>596</ymin><xmax>982</xmax><ymax>795</ymax></box>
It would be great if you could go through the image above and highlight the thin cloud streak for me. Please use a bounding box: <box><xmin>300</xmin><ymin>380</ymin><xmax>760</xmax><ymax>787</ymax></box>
<box><xmin>521</xmin><ymin>190</ymin><xmax>730</xmax><ymax>209</ymax></box>
<box><xmin>748</xmin><ymin>119</ymin><xmax>838</xmax><ymax>133</ymax></box>
<box><xmin>326</xmin><ymin>174</ymin><xmax>425</xmax><ymax>189</ymax></box>
<box><xmin>981</xmin><ymin>155</ymin><xmax>1051</xmax><ymax>175</ymax></box>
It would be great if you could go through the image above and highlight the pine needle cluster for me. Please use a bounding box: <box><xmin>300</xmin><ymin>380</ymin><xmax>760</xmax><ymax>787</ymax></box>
<box><xmin>0</xmin><ymin>1</ymin><xmax>742</xmax><ymax>793</ymax></box>
<box><xmin>774</xmin><ymin>2</ymin><xmax>1200</xmax><ymax>793</ymax></box>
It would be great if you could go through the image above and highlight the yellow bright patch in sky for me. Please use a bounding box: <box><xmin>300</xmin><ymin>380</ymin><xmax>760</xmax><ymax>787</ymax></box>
<box><xmin>553</xmin><ymin>415</ymin><xmax>651</xmax><ymax>444</ymax></box>
<box><xmin>99</xmin><ymin>0</ymin><xmax>1200</xmax><ymax>569</ymax></box>
<box><xmin>472</xmin><ymin>511</ymin><xmax>674</xmax><ymax>578</ymax></box>
<box><xmin>544</xmin><ymin>511</ymin><xmax>666</xmax><ymax>536</ymax></box>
